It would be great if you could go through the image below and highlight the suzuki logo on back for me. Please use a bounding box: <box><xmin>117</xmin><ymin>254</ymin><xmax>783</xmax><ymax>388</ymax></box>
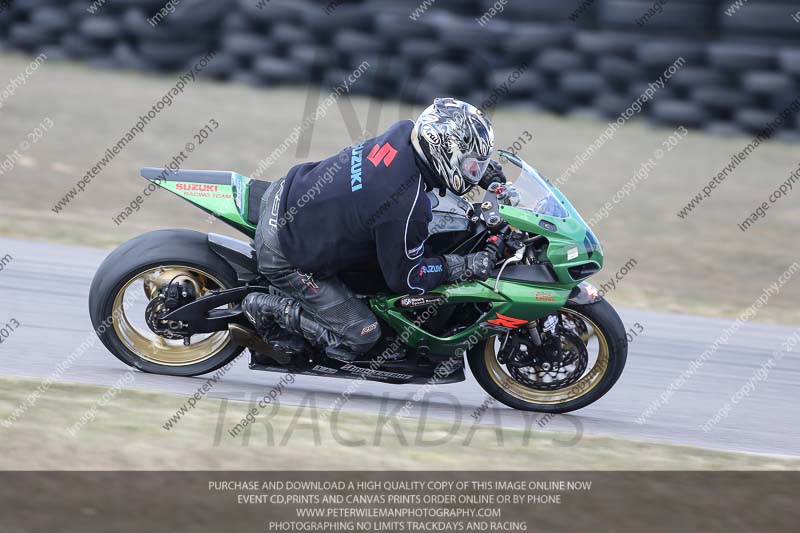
<box><xmin>350</xmin><ymin>142</ymin><xmax>364</xmax><ymax>192</ymax></box>
<box><xmin>367</xmin><ymin>143</ymin><xmax>398</xmax><ymax>167</ymax></box>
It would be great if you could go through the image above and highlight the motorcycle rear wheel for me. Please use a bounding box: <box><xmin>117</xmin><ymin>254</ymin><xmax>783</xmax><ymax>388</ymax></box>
<box><xmin>88</xmin><ymin>229</ymin><xmax>244</xmax><ymax>376</ymax></box>
<box><xmin>467</xmin><ymin>299</ymin><xmax>627</xmax><ymax>413</ymax></box>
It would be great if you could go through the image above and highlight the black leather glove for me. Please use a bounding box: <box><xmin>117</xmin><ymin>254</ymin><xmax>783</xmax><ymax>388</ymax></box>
<box><xmin>479</xmin><ymin>160</ymin><xmax>506</xmax><ymax>189</ymax></box>
<box><xmin>443</xmin><ymin>252</ymin><xmax>492</xmax><ymax>283</ymax></box>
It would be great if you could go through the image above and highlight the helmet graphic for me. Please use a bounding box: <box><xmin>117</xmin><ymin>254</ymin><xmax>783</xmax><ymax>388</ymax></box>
<box><xmin>411</xmin><ymin>98</ymin><xmax>495</xmax><ymax>196</ymax></box>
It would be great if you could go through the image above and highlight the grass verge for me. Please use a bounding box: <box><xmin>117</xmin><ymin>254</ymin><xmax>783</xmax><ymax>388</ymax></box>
<box><xmin>0</xmin><ymin>376</ymin><xmax>796</xmax><ymax>470</ymax></box>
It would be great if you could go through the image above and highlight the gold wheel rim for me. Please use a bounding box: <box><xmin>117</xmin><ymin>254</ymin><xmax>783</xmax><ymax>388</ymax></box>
<box><xmin>484</xmin><ymin>308</ymin><xmax>609</xmax><ymax>405</ymax></box>
<box><xmin>112</xmin><ymin>265</ymin><xmax>231</xmax><ymax>366</ymax></box>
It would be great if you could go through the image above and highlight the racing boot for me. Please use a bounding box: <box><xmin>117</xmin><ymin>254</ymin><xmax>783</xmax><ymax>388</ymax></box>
<box><xmin>242</xmin><ymin>294</ymin><xmax>308</xmax><ymax>355</ymax></box>
<box><xmin>242</xmin><ymin>293</ymin><xmax>359</xmax><ymax>362</ymax></box>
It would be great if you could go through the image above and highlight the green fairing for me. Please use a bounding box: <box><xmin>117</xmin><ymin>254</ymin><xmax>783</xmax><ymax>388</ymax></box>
<box><xmin>147</xmin><ymin>159</ymin><xmax>603</xmax><ymax>357</ymax></box>
<box><xmin>500</xmin><ymin>200</ymin><xmax>603</xmax><ymax>284</ymax></box>
<box><xmin>370</xmin><ymin>280</ymin><xmax>570</xmax><ymax>356</ymax></box>
<box><xmin>156</xmin><ymin>175</ymin><xmax>258</xmax><ymax>238</ymax></box>
<box><xmin>370</xmin><ymin>172</ymin><xmax>603</xmax><ymax>353</ymax></box>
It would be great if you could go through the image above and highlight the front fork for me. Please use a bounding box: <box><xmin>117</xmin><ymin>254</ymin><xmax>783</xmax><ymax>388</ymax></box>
<box><xmin>497</xmin><ymin>311</ymin><xmax>567</xmax><ymax>369</ymax></box>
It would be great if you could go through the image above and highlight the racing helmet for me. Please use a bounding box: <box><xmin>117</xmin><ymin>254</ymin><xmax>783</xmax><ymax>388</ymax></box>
<box><xmin>411</xmin><ymin>98</ymin><xmax>495</xmax><ymax>196</ymax></box>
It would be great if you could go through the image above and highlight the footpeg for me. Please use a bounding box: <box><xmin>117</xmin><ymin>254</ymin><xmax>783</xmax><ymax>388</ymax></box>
<box><xmin>229</xmin><ymin>324</ymin><xmax>291</xmax><ymax>364</ymax></box>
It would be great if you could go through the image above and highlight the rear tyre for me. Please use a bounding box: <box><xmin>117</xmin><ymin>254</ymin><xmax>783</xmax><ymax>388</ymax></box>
<box><xmin>468</xmin><ymin>299</ymin><xmax>627</xmax><ymax>413</ymax></box>
<box><xmin>88</xmin><ymin>229</ymin><xmax>244</xmax><ymax>377</ymax></box>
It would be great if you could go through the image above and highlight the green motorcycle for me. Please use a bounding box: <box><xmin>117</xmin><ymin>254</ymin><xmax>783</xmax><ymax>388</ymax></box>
<box><xmin>89</xmin><ymin>150</ymin><xmax>627</xmax><ymax>413</ymax></box>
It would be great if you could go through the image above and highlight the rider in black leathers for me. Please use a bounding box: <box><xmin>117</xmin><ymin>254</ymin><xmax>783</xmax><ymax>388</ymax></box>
<box><xmin>243</xmin><ymin>98</ymin><xmax>505</xmax><ymax>362</ymax></box>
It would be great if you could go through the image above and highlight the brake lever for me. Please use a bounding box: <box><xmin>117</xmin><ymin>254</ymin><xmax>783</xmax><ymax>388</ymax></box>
<box><xmin>493</xmin><ymin>246</ymin><xmax>525</xmax><ymax>293</ymax></box>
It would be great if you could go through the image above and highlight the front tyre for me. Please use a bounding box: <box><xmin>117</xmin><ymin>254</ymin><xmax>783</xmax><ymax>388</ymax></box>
<box><xmin>468</xmin><ymin>299</ymin><xmax>627</xmax><ymax>413</ymax></box>
<box><xmin>88</xmin><ymin>229</ymin><xmax>244</xmax><ymax>377</ymax></box>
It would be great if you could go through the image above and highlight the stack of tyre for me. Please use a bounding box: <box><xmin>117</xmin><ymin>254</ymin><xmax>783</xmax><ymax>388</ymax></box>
<box><xmin>0</xmin><ymin>0</ymin><xmax>232</xmax><ymax>71</ymax></box>
<box><xmin>593</xmin><ymin>0</ymin><xmax>800</xmax><ymax>139</ymax></box>
<box><xmin>1</xmin><ymin>0</ymin><xmax>799</xmax><ymax>138</ymax></box>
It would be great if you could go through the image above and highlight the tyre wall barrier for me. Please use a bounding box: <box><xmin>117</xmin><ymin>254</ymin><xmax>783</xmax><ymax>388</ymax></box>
<box><xmin>1</xmin><ymin>0</ymin><xmax>799</xmax><ymax>138</ymax></box>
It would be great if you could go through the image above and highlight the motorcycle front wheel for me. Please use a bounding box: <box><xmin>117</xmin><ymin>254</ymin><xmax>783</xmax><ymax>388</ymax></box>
<box><xmin>467</xmin><ymin>299</ymin><xmax>628</xmax><ymax>413</ymax></box>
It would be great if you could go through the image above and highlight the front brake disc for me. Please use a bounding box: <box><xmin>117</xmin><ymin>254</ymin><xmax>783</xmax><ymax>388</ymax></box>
<box><xmin>508</xmin><ymin>330</ymin><xmax>588</xmax><ymax>390</ymax></box>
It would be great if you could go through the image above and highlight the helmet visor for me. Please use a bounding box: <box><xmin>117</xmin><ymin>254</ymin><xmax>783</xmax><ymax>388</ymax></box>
<box><xmin>460</xmin><ymin>154</ymin><xmax>491</xmax><ymax>184</ymax></box>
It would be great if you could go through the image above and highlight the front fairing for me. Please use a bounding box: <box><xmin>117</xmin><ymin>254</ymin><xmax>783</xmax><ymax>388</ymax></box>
<box><xmin>497</xmin><ymin>150</ymin><xmax>603</xmax><ymax>284</ymax></box>
<box><xmin>369</xmin><ymin>153</ymin><xmax>605</xmax><ymax>357</ymax></box>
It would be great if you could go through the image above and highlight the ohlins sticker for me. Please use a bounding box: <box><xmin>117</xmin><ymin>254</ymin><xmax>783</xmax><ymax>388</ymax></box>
<box><xmin>484</xmin><ymin>313</ymin><xmax>528</xmax><ymax>329</ymax></box>
<box><xmin>176</xmin><ymin>183</ymin><xmax>218</xmax><ymax>192</ymax></box>
<box><xmin>367</xmin><ymin>142</ymin><xmax>398</xmax><ymax>167</ymax></box>
<box><xmin>341</xmin><ymin>364</ymin><xmax>413</xmax><ymax>381</ymax></box>
<box><xmin>396</xmin><ymin>294</ymin><xmax>446</xmax><ymax>308</ymax></box>
<box><xmin>350</xmin><ymin>142</ymin><xmax>364</xmax><ymax>192</ymax></box>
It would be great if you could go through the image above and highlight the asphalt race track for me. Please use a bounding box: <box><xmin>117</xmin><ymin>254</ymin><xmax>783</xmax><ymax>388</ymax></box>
<box><xmin>0</xmin><ymin>236</ymin><xmax>797</xmax><ymax>456</ymax></box>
